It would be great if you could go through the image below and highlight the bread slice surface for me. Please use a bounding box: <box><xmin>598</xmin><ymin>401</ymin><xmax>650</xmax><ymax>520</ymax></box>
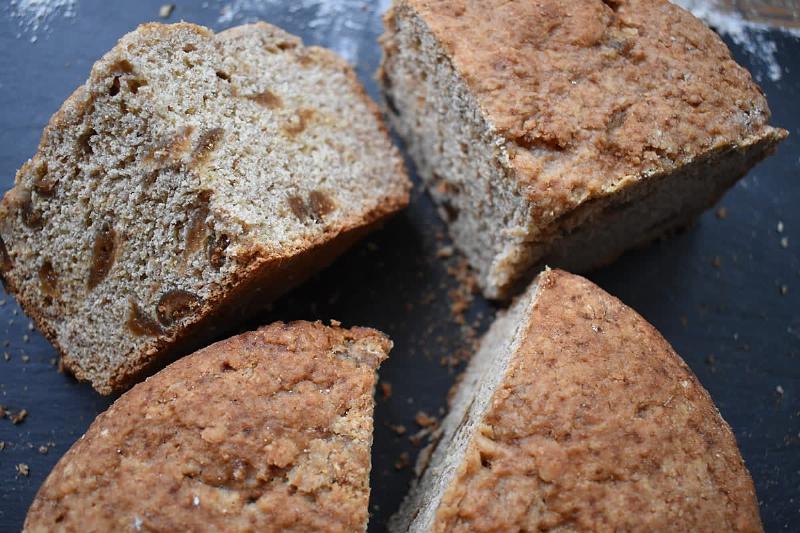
<box><xmin>379</xmin><ymin>0</ymin><xmax>786</xmax><ymax>298</ymax></box>
<box><xmin>25</xmin><ymin>321</ymin><xmax>391</xmax><ymax>533</ymax></box>
<box><xmin>390</xmin><ymin>269</ymin><xmax>762</xmax><ymax>532</ymax></box>
<box><xmin>0</xmin><ymin>22</ymin><xmax>409</xmax><ymax>393</ymax></box>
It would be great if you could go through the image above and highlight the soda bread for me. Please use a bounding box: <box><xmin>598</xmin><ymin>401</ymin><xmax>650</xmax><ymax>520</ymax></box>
<box><xmin>0</xmin><ymin>22</ymin><xmax>409</xmax><ymax>394</ymax></box>
<box><xmin>390</xmin><ymin>269</ymin><xmax>761</xmax><ymax>532</ymax></box>
<box><xmin>379</xmin><ymin>0</ymin><xmax>787</xmax><ymax>299</ymax></box>
<box><xmin>25</xmin><ymin>321</ymin><xmax>391</xmax><ymax>533</ymax></box>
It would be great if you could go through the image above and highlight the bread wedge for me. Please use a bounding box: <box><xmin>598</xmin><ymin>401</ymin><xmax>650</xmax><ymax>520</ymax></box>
<box><xmin>390</xmin><ymin>269</ymin><xmax>761</xmax><ymax>532</ymax></box>
<box><xmin>379</xmin><ymin>0</ymin><xmax>786</xmax><ymax>299</ymax></box>
<box><xmin>0</xmin><ymin>22</ymin><xmax>409</xmax><ymax>393</ymax></box>
<box><xmin>25</xmin><ymin>321</ymin><xmax>391</xmax><ymax>532</ymax></box>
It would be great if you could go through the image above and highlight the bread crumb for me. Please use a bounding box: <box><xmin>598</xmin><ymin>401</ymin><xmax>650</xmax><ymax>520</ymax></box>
<box><xmin>776</xmin><ymin>385</ymin><xmax>785</xmax><ymax>397</ymax></box>
<box><xmin>415</xmin><ymin>411</ymin><xmax>438</xmax><ymax>428</ymax></box>
<box><xmin>715</xmin><ymin>207</ymin><xmax>727</xmax><ymax>219</ymax></box>
<box><xmin>159</xmin><ymin>4</ymin><xmax>174</xmax><ymax>18</ymax></box>
<box><xmin>780</xmin><ymin>284</ymin><xmax>789</xmax><ymax>296</ymax></box>
<box><xmin>329</xmin><ymin>319</ymin><xmax>341</xmax><ymax>327</ymax></box>
<box><xmin>380</xmin><ymin>381</ymin><xmax>392</xmax><ymax>400</ymax></box>
<box><xmin>9</xmin><ymin>408</ymin><xmax>28</xmax><ymax>425</ymax></box>
<box><xmin>16</xmin><ymin>463</ymin><xmax>29</xmax><ymax>477</ymax></box>
<box><xmin>3</xmin><ymin>352</ymin><xmax>9</xmax><ymax>361</ymax></box>
<box><xmin>389</xmin><ymin>424</ymin><xmax>407</xmax><ymax>435</ymax></box>
<box><xmin>780</xmin><ymin>237</ymin><xmax>789</xmax><ymax>248</ymax></box>
<box><xmin>38</xmin><ymin>445</ymin><xmax>49</xmax><ymax>454</ymax></box>
<box><xmin>436</xmin><ymin>246</ymin><xmax>454</xmax><ymax>258</ymax></box>
<box><xmin>777</xmin><ymin>221</ymin><xmax>784</xmax><ymax>233</ymax></box>
<box><xmin>394</xmin><ymin>451</ymin><xmax>411</xmax><ymax>470</ymax></box>
<box><xmin>0</xmin><ymin>441</ymin><xmax>5</xmax><ymax>451</ymax></box>
<box><xmin>21</xmin><ymin>354</ymin><xmax>29</xmax><ymax>363</ymax></box>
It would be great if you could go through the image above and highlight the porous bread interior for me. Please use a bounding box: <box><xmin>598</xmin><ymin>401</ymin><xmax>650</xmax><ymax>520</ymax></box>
<box><xmin>379</xmin><ymin>3</ymin><xmax>536</xmax><ymax>298</ymax></box>
<box><xmin>0</xmin><ymin>22</ymin><xmax>405</xmax><ymax>392</ymax></box>
<box><xmin>388</xmin><ymin>279</ymin><xmax>540</xmax><ymax>532</ymax></box>
<box><xmin>380</xmin><ymin>3</ymin><xmax>783</xmax><ymax>299</ymax></box>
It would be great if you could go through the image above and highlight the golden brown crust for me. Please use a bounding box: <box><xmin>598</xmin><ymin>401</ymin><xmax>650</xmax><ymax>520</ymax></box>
<box><xmin>434</xmin><ymin>269</ymin><xmax>762</xmax><ymax>532</ymax></box>
<box><xmin>408</xmin><ymin>0</ymin><xmax>786</xmax><ymax>224</ymax></box>
<box><xmin>25</xmin><ymin>321</ymin><xmax>391</xmax><ymax>533</ymax></box>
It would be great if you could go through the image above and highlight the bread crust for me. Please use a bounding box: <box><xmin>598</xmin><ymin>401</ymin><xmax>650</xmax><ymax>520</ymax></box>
<box><xmin>24</xmin><ymin>321</ymin><xmax>391</xmax><ymax>532</ymax></box>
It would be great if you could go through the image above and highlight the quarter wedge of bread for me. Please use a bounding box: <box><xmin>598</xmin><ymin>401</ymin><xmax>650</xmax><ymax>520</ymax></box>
<box><xmin>25</xmin><ymin>321</ymin><xmax>391</xmax><ymax>533</ymax></box>
<box><xmin>379</xmin><ymin>0</ymin><xmax>787</xmax><ymax>299</ymax></box>
<box><xmin>390</xmin><ymin>269</ymin><xmax>762</xmax><ymax>532</ymax></box>
<box><xmin>0</xmin><ymin>22</ymin><xmax>409</xmax><ymax>394</ymax></box>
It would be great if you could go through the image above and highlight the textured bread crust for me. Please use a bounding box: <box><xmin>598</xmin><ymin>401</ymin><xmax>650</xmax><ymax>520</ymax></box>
<box><xmin>0</xmin><ymin>22</ymin><xmax>409</xmax><ymax>393</ymax></box>
<box><xmin>379</xmin><ymin>0</ymin><xmax>787</xmax><ymax>299</ymax></box>
<box><xmin>25</xmin><ymin>321</ymin><xmax>392</xmax><ymax>533</ymax></box>
<box><xmin>391</xmin><ymin>270</ymin><xmax>762</xmax><ymax>532</ymax></box>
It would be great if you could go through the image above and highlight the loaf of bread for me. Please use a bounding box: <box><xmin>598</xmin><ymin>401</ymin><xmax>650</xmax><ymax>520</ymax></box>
<box><xmin>24</xmin><ymin>321</ymin><xmax>391</xmax><ymax>532</ymax></box>
<box><xmin>390</xmin><ymin>269</ymin><xmax>761</xmax><ymax>532</ymax></box>
<box><xmin>379</xmin><ymin>0</ymin><xmax>787</xmax><ymax>299</ymax></box>
<box><xmin>0</xmin><ymin>22</ymin><xmax>409</xmax><ymax>393</ymax></box>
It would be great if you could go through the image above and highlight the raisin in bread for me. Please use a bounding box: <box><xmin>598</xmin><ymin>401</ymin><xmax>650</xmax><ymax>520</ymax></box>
<box><xmin>390</xmin><ymin>269</ymin><xmax>761</xmax><ymax>532</ymax></box>
<box><xmin>379</xmin><ymin>0</ymin><xmax>786</xmax><ymax>299</ymax></box>
<box><xmin>25</xmin><ymin>321</ymin><xmax>391</xmax><ymax>532</ymax></box>
<box><xmin>0</xmin><ymin>22</ymin><xmax>409</xmax><ymax>393</ymax></box>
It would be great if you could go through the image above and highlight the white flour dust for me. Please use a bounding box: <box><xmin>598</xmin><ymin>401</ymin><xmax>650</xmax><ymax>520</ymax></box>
<box><xmin>6</xmin><ymin>0</ymin><xmax>77</xmax><ymax>43</ymax></box>
<box><xmin>671</xmin><ymin>0</ymin><xmax>800</xmax><ymax>82</ymax></box>
<box><xmin>215</xmin><ymin>0</ymin><xmax>391</xmax><ymax>64</ymax></box>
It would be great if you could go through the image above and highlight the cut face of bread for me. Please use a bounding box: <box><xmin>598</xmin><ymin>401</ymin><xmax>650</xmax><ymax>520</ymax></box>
<box><xmin>379</xmin><ymin>0</ymin><xmax>787</xmax><ymax>299</ymax></box>
<box><xmin>24</xmin><ymin>321</ymin><xmax>391</xmax><ymax>533</ymax></box>
<box><xmin>0</xmin><ymin>22</ymin><xmax>409</xmax><ymax>393</ymax></box>
<box><xmin>391</xmin><ymin>269</ymin><xmax>762</xmax><ymax>532</ymax></box>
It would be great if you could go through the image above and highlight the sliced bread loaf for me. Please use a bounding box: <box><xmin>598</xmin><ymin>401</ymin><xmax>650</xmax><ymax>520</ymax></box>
<box><xmin>379</xmin><ymin>0</ymin><xmax>787</xmax><ymax>299</ymax></box>
<box><xmin>0</xmin><ymin>22</ymin><xmax>409</xmax><ymax>393</ymax></box>
<box><xmin>25</xmin><ymin>321</ymin><xmax>391</xmax><ymax>532</ymax></box>
<box><xmin>390</xmin><ymin>269</ymin><xmax>761</xmax><ymax>532</ymax></box>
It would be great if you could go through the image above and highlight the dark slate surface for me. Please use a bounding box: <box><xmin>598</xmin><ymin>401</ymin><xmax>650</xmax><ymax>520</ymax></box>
<box><xmin>0</xmin><ymin>1</ymin><xmax>798</xmax><ymax>531</ymax></box>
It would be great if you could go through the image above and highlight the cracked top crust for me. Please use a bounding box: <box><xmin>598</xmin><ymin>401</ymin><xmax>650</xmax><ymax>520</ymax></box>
<box><xmin>434</xmin><ymin>270</ymin><xmax>761</xmax><ymax>532</ymax></box>
<box><xmin>408</xmin><ymin>0</ymin><xmax>786</xmax><ymax>222</ymax></box>
<box><xmin>24</xmin><ymin>321</ymin><xmax>391</xmax><ymax>533</ymax></box>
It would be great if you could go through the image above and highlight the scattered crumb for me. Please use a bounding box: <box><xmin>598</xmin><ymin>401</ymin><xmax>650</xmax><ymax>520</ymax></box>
<box><xmin>159</xmin><ymin>4</ymin><xmax>174</xmax><ymax>18</ymax></box>
<box><xmin>777</xmin><ymin>221</ymin><xmax>784</xmax><ymax>233</ymax></box>
<box><xmin>436</xmin><ymin>246</ymin><xmax>454</xmax><ymax>258</ymax></box>
<box><xmin>780</xmin><ymin>237</ymin><xmax>789</xmax><ymax>249</ymax></box>
<box><xmin>329</xmin><ymin>319</ymin><xmax>341</xmax><ymax>327</ymax></box>
<box><xmin>3</xmin><ymin>352</ymin><xmax>9</xmax><ymax>362</ymax></box>
<box><xmin>0</xmin><ymin>441</ymin><xmax>4</xmax><ymax>451</ymax></box>
<box><xmin>27</xmin><ymin>321</ymin><xmax>34</xmax><ymax>331</ymax></box>
<box><xmin>389</xmin><ymin>424</ymin><xmax>407</xmax><ymax>436</ymax></box>
<box><xmin>380</xmin><ymin>382</ymin><xmax>392</xmax><ymax>400</ymax></box>
<box><xmin>711</xmin><ymin>256</ymin><xmax>722</xmax><ymax>268</ymax></box>
<box><xmin>446</xmin><ymin>258</ymin><xmax>479</xmax><ymax>326</ymax></box>
<box><xmin>415</xmin><ymin>411</ymin><xmax>438</xmax><ymax>428</ymax></box>
<box><xmin>38</xmin><ymin>445</ymin><xmax>49</xmax><ymax>455</ymax></box>
<box><xmin>776</xmin><ymin>385</ymin><xmax>785</xmax><ymax>397</ymax></box>
<box><xmin>715</xmin><ymin>207</ymin><xmax>727</xmax><ymax>219</ymax></box>
<box><xmin>49</xmin><ymin>358</ymin><xmax>57</xmax><ymax>366</ymax></box>
<box><xmin>394</xmin><ymin>451</ymin><xmax>411</xmax><ymax>470</ymax></box>
<box><xmin>780</xmin><ymin>284</ymin><xmax>789</xmax><ymax>296</ymax></box>
<box><xmin>22</xmin><ymin>334</ymin><xmax>29</xmax><ymax>343</ymax></box>
<box><xmin>9</xmin><ymin>408</ymin><xmax>28</xmax><ymax>425</ymax></box>
<box><xmin>16</xmin><ymin>463</ymin><xmax>29</xmax><ymax>477</ymax></box>
<box><xmin>21</xmin><ymin>354</ymin><xmax>29</xmax><ymax>363</ymax></box>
